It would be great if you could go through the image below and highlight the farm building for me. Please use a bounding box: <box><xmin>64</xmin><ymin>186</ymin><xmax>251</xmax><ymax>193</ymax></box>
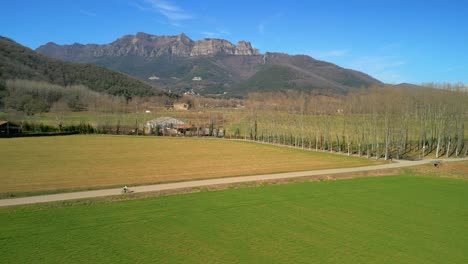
<box><xmin>165</xmin><ymin>102</ymin><xmax>191</xmax><ymax>110</ymax></box>
<box><xmin>0</xmin><ymin>121</ymin><xmax>22</xmax><ymax>136</ymax></box>
<box><xmin>174</xmin><ymin>124</ymin><xmax>193</xmax><ymax>135</ymax></box>
<box><xmin>145</xmin><ymin>117</ymin><xmax>190</xmax><ymax>135</ymax></box>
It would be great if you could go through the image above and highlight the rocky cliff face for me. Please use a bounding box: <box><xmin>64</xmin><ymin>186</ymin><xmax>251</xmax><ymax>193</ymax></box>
<box><xmin>235</xmin><ymin>41</ymin><xmax>259</xmax><ymax>55</ymax></box>
<box><xmin>190</xmin><ymin>39</ymin><xmax>235</xmax><ymax>56</ymax></box>
<box><xmin>189</xmin><ymin>39</ymin><xmax>259</xmax><ymax>56</ymax></box>
<box><xmin>37</xmin><ymin>32</ymin><xmax>259</xmax><ymax>60</ymax></box>
<box><xmin>92</xmin><ymin>32</ymin><xmax>194</xmax><ymax>58</ymax></box>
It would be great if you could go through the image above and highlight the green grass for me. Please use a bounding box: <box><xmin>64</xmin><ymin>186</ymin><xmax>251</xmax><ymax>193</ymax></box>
<box><xmin>0</xmin><ymin>135</ymin><xmax>380</xmax><ymax>195</ymax></box>
<box><xmin>0</xmin><ymin>175</ymin><xmax>467</xmax><ymax>263</ymax></box>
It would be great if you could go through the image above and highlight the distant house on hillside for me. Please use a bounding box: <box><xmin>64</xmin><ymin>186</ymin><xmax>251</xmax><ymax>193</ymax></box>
<box><xmin>165</xmin><ymin>102</ymin><xmax>190</xmax><ymax>110</ymax></box>
<box><xmin>145</xmin><ymin>117</ymin><xmax>188</xmax><ymax>135</ymax></box>
<box><xmin>174</xmin><ymin>102</ymin><xmax>190</xmax><ymax>111</ymax></box>
<box><xmin>0</xmin><ymin>121</ymin><xmax>22</xmax><ymax>136</ymax></box>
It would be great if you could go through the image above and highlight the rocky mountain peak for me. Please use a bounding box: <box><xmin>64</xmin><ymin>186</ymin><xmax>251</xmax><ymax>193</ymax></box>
<box><xmin>135</xmin><ymin>32</ymin><xmax>151</xmax><ymax>39</ymax></box>
<box><xmin>177</xmin><ymin>33</ymin><xmax>191</xmax><ymax>43</ymax></box>
<box><xmin>44</xmin><ymin>41</ymin><xmax>59</xmax><ymax>47</ymax></box>
<box><xmin>190</xmin><ymin>38</ymin><xmax>236</xmax><ymax>56</ymax></box>
<box><xmin>235</xmin><ymin>41</ymin><xmax>259</xmax><ymax>55</ymax></box>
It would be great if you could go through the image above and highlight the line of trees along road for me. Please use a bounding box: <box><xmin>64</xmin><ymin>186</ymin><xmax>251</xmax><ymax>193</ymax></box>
<box><xmin>241</xmin><ymin>86</ymin><xmax>467</xmax><ymax>159</ymax></box>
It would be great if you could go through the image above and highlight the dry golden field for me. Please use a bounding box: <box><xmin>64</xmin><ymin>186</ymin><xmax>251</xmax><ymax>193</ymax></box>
<box><xmin>0</xmin><ymin>135</ymin><xmax>382</xmax><ymax>195</ymax></box>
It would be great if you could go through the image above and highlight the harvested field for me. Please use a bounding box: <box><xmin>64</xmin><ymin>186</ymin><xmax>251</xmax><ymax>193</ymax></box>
<box><xmin>0</xmin><ymin>135</ymin><xmax>381</xmax><ymax>195</ymax></box>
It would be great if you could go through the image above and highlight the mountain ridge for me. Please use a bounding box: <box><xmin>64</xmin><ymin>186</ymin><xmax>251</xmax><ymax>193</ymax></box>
<box><xmin>36</xmin><ymin>32</ymin><xmax>383</xmax><ymax>97</ymax></box>
<box><xmin>38</xmin><ymin>32</ymin><xmax>260</xmax><ymax>60</ymax></box>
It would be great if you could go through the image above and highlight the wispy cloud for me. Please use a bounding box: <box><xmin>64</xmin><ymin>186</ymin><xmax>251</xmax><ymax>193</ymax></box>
<box><xmin>348</xmin><ymin>56</ymin><xmax>407</xmax><ymax>84</ymax></box>
<box><xmin>131</xmin><ymin>2</ymin><xmax>150</xmax><ymax>11</ymax></box>
<box><xmin>144</xmin><ymin>0</ymin><xmax>192</xmax><ymax>26</ymax></box>
<box><xmin>200</xmin><ymin>29</ymin><xmax>230</xmax><ymax>38</ymax></box>
<box><xmin>310</xmin><ymin>49</ymin><xmax>350</xmax><ymax>59</ymax></box>
<box><xmin>79</xmin><ymin>9</ymin><xmax>97</xmax><ymax>17</ymax></box>
<box><xmin>201</xmin><ymin>31</ymin><xmax>217</xmax><ymax>38</ymax></box>
<box><xmin>351</xmin><ymin>56</ymin><xmax>406</xmax><ymax>72</ymax></box>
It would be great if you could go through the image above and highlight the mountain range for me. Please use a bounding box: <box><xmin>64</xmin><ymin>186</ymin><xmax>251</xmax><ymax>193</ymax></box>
<box><xmin>36</xmin><ymin>32</ymin><xmax>383</xmax><ymax>97</ymax></box>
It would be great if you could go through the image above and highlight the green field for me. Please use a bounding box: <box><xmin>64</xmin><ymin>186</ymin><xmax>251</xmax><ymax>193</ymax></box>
<box><xmin>0</xmin><ymin>135</ymin><xmax>380</xmax><ymax>195</ymax></box>
<box><xmin>1</xmin><ymin>175</ymin><xmax>467</xmax><ymax>263</ymax></box>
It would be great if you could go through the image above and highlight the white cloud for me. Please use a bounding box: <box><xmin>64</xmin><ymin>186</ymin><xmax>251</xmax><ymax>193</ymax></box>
<box><xmin>143</xmin><ymin>0</ymin><xmax>192</xmax><ymax>26</ymax></box>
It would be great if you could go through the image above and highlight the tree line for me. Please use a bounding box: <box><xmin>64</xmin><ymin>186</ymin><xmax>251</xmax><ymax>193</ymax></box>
<box><xmin>240</xmin><ymin>85</ymin><xmax>467</xmax><ymax>159</ymax></box>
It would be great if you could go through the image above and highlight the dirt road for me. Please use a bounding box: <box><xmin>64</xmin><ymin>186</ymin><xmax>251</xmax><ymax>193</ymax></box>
<box><xmin>1</xmin><ymin>158</ymin><xmax>466</xmax><ymax>207</ymax></box>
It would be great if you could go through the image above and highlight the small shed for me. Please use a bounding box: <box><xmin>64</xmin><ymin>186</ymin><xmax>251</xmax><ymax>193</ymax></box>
<box><xmin>0</xmin><ymin>121</ymin><xmax>22</xmax><ymax>136</ymax></box>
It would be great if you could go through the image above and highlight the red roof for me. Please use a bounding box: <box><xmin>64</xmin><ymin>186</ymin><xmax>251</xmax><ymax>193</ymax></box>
<box><xmin>175</xmin><ymin>124</ymin><xmax>193</xmax><ymax>129</ymax></box>
<box><xmin>0</xmin><ymin>121</ymin><xmax>8</xmax><ymax>126</ymax></box>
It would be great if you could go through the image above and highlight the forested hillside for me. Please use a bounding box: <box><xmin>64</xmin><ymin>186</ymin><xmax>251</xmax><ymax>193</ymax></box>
<box><xmin>0</xmin><ymin>36</ymin><xmax>164</xmax><ymax>99</ymax></box>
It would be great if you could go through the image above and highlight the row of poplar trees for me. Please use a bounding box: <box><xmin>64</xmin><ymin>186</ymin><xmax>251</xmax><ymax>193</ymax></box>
<box><xmin>241</xmin><ymin>85</ymin><xmax>467</xmax><ymax>160</ymax></box>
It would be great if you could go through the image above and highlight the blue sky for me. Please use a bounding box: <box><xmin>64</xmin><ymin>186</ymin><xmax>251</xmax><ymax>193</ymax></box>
<box><xmin>2</xmin><ymin>0</ymin><xmax>468</xmax><ymax>84</ymax></box>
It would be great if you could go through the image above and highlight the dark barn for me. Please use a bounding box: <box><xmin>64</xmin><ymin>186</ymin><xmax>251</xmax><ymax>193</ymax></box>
<box><xmin>0</xmin><ymin>121</ymin><xmax>22</xmax><ymax>136</ymax></box>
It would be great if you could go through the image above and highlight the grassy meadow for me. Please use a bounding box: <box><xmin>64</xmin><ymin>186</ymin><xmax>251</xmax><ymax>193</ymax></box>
<box><xmin>0</xmin><ymin>135</ymin><xmax>380</xmax><ymax>195</ymax></box>
<box><xmin>0</xmin><ymin>175</ymin><xmax>467</xmax><ymax>263</ymax></box>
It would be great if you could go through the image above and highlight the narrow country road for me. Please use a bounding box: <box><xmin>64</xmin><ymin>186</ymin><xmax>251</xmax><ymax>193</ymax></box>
<box><xmin>1</xmin><ymin>158</ymin><xmax>466</xmax><ymax>207</ymax></box>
